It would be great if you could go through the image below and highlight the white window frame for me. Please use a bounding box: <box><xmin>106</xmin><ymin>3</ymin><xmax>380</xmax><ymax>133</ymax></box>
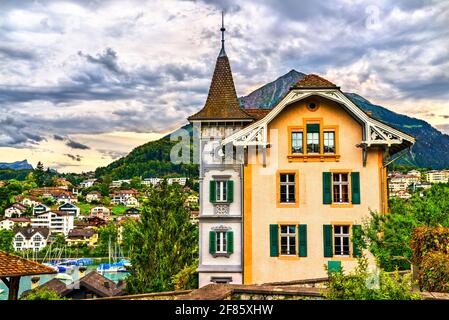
<box><xmin>333</xmin><ymin>173</ymin><xmax>350</xmax><ymax>204</ymax></box>
<box><xmin>216</xmin><ymin>231</ymin><xmax>227</xmax><ymax>254</ymax></box>
<box><xmin>323</xmin><ymin>131</ymin><xmax>336</xmax><ymax>154</ymax></box>
<box><xmin>215</xmin><ymin>180</ymin><xmax>228</xmax><ymax>203</ymax></box>
<box><xmin>306</xmin><ymin>132</ymin><xmax>320</xmax><ymax>154</ymax></box>
<box><xmin>334</xmin><ymin>225</ymin><xmax>350</xmax><ymax>256</ymax></box>
<box><xmin>291</xmin><ymin>131</ymin><xmax>303</xmax><ymax>154</ymax></box>
<box><xmin>280</xmin><ymin>225</ymin><xmax>296</xmax><ymax>255</ymax></box>
<box><xmin>280</xmin><ymin>173</ymin><xmax>296</xmax><ymax>203</ymax></box>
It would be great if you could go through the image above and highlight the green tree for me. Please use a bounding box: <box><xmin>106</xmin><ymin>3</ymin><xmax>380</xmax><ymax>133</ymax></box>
<box><xmin>21</xmin><ymin>287</ymin><xmax>68</xmax><ymax>300</ymax></box>
<box><xmin>324</xmin><ymin>257</ymin><xmax>421</xmax><ymax>300</ymax></box>
<box><xmin>125</xmin><ymin>182</ymin><xmax>198</xmax><ymax>293</ymax></box>
<box><xmin>362</xmin><ymin>183</ymin><xmax>449</xmax><ymax>271</ymax></box>
<box><xmin>0</xmin><ymin>229</ymin><xmax>14</xmax><ymax>252</ymax></box>
<box><xmin>96</xmin><ymin>223</ymin><xmax>119</xmax><ymax>256</ymax></box>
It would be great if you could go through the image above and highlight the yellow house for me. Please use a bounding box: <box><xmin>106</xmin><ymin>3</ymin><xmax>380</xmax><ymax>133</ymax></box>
<box><xmin>188</xmin><ymin>18</ymin><xmax>415</xmax><ymax>287</ymax></box>
<box><xmin>66</xmin><ymin>228</ymin><xmax>99</xmax><ymax>247</ymax></box>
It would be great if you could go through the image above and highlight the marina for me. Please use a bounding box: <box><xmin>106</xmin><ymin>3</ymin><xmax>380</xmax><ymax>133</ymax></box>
<box><xmin>0</xmin><ymin>261</ymin><xmax>129</xmax><ymax>300</ymax></box>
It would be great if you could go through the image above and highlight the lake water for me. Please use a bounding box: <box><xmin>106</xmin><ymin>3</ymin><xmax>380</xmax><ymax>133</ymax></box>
<box><xmin>0</xmin><ymin>264</ymin><xmax>129</xmax><ymax>300</ymax></box>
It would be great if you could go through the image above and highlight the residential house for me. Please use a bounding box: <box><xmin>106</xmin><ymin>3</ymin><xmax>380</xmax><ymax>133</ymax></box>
<box><xmin>66</xmin><ymin>228</ymin><xmax>99</xmax><ymax>247</ymax></box>
<box><xmin>426</xmin><ymin>170</ymin><xmax>449</xmax><ymax>184</ymax></box>
<box><xmin>86</xmin><ymin>191</ymin><xmax>102</xmax><ymax>203</ymax></box>
<box><xmin>0</xmin><ymin>217</ymin><xmax>30</xmax><ymax>230</ymax></box>
<box><xmin>80</xmin><ymin>179</ymin><xmax>97</xmax><ymax>188</ymax></box>
<box><xmin>90</xmin><ymin>206</ymin><xmax>111</xmax><ymax>221</ymax></box>
<box><xmin>15</xmin><ymin>196</ymin><xmax>41</xmax><ymax>207</ymax></box>
<box><xmin>74</xmin><ymin>217</ymin><xmax>107</xmax><ymax>229</ymax></box>
<box><xmin>407</xmin><ymin>169</ymin><xmax>421</xmax><ymax>178</ymax></box>
<box><xmin>187</xmin><ymin>26</ymin><xmax>415</xmax><ymax>287</ymax></box>
<box><xmin>111</xmin><ymin>189</ymin><xmax>138</xmax><ymax>206</ymax></box>
<box><xmin>141</xmin><ymin>178</ymin><xmax>162</xmax><ymax>186</ymax></box>
<box><xmin>4</xmin><ymin>203</ymin><xmax>27</xmax><ymax>218</ymax></box>
<box><xmin>111</xmin><ymin>179</ymin><xmax>131</xmax><ymax>187</ymax></box>
<box><xmin>167</xmin><ymin>177</ymin><xmax>187</xmax><ymax>186</ymax></box>
<box><xmin>58</xmin><ymin>202</ymin><xmax>80</xmax><ymax>217</ymax></box>
<box><xmin>54</xmin><ymin>177</ymin><xmax>72</xmax><ymax>190</ymax></box>
<box><xmin>31</xmin><ymin>211</ymin><xmax>74</xmax><ymax>236</ymax></box>
<box><xmin>388</xmin><ymin>173</ymin><xmax>420</xmax><ymax>197</ymax></box>
<box><xmin>32</xmin><ymin>203</ymin><xmax>50</xmax><ymax>216</ymax></box>
<box><xmin>13</xmin><ymin>227</ymin><xmax>50</xmax><ymax>252</ymax></box>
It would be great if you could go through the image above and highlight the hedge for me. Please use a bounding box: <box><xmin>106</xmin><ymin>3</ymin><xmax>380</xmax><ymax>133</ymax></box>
<box><xmin>418</xmin><ymin>252</ymin><xmax>449</xmax><ymax>293</ymax></box>
<box><xmin>410</xmin><ymin>227</ymin><xmax>449</xmax><ymax>265</ymax></box>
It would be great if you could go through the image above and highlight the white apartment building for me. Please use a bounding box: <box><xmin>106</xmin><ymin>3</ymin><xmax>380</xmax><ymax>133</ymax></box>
<box><xmin>111</xmin><ymin>179</ymin><xmax>131</xmax><ymax>187</ymax></box>
<box><xmin>426</xmin><ymin>170</ymin><xmax>449</xmax><ymax>184</ymax></box>
<box><xmin>31</xmin><ymin>211</ymin><xmax>74</xmax><ymax>236</ymax></box>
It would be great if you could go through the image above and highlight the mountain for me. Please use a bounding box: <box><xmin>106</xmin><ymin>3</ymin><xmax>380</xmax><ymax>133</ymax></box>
<box><xmin>0</xmin><ymin>160</ymin><xmax>33</xmax><ymax>170</ymax></box>
<box><xmin>95</xmin><ymin>70</ymin><xmax>449</xmax><ymax>179</ymax></box>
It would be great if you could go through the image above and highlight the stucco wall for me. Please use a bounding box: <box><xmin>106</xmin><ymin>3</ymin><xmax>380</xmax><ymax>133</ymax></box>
<box><xmin>246</xmin><ymin>96</ymin><xmax>381</xmax><ymax>284</ymax></box>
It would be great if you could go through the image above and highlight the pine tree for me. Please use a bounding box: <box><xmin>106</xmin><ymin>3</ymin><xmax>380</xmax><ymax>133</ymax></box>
<box><xmin>125</xmin><ymin>181</ymin><xmax>198</xmax><ymax>293</ymax></box>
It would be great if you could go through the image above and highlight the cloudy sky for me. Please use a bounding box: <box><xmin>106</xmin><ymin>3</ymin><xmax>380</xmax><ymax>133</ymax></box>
<box><xmin>1</xmin><ymin>0</ymin><xmax>448</xmax><ymax>173</ymax></box>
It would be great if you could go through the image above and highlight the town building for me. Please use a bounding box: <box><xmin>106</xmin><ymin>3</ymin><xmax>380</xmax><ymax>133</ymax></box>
<box><xmin>86</xmin><ymin>191</ymin><xmax>102</xmax><ymax>203</ymax></box>
<box><xmin>15</xmin><ymin>196</ymin><xmax>41</xmax><ymax>207</ymax></box>
<box><xmin>167</xmin><ymin>177</ymin><xmax>187</xmax><ymax>186</ymax></box>
<box><xmin>0</xmin><ymin>217</ymin><xmax>30</xmax><ymax>230</ymax></box>
<box><xmin>66</xmin><ymin>228</ymin><xmax>99</xmax><ymax>247</ymax></box>
<box><xmin>4</xmin><ymin>203</ymin><xmax>27</xmax><ymax>218</ymax></box>
<box><xmin>90</xmin><ymin>206</ymin><xmax>111</xmax><ymax>221</ymax></box>
<box><xmin>79</xmin><ymin>179</ymin><xmax>97</xmax><ymax>188</ymax></box>
<box><xmin>142</xmin><ymin>178</ymin><xmax>162</xmax><ymax>186</ymax></box>
<box><xmin>111</xmin><ymin>179</ymin><xmax>131</xmax><ymax>187</ymax></box>
<box><xmin>111</xmin><ymin>189</ymin><xmax>139</xmax><ymax>206</ymax></box>
<box><xmin>58</xmin><ymin>202</ymin><xmax>80</xmax><ymax>217</ymax></box>
<box><xmin>13</xmin><ymin>227</ymin><xmax>50</xmax><ymax>252</ymax></box>
<box><xmin>32</xmin><ymin>203</ymin><xmax>50</xmax><ymax>216</ymax></box>
<box><xmin>187</xmin><ymin>20</ymin><xmax>415</xmax><ymax>287</ymax></box>
<box><xmin>30</xmin><ymin>211</ymin><xmax>74</xmax><ymax>236</ymax></box>
<box><xmin>407</xmin><ymin>169</ymin><xmax>421</xmax><ymax>178</ymax></box>
<box><xmin>425</xmin><ymin>170</ymin><xmax>449</xmax><ymax>184</ymax></box>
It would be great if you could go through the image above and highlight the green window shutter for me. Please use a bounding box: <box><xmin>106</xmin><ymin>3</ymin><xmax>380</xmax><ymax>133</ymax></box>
<box><xmin>306</xmin><ymin>123</ymin><xmax>320</xmax><ymax>133</ymax></box>
<box><xmin>323</xmin><ymin>224</ymin><xmax>333</xmax><ymax>257</ymax></box>
<box><xmin>209</xmin><ymin>231</ymin><xmax>216</xmax><ymax>255</ymax></box>
<box><xmin>227</xmin><ymin>180</ymin><xmax>234</xmax><ymax>203</ymax></box>
<box><xmin>327</xmin><ymin>261</ymin><xmax>341</xmax><ymax>273</ymax></box>
<box><xmin>323</xmin><ymin>172</ymin><xmax>332</xmax><ymax>204</ymax></box>
<box><xmin>227</xmin><ymin>231</ymin><xmax>234</xmax><ymax>254</ymax></box>
<box><xmin>352</xmin><ymin>224</ymin><xmax>362</xmax><ymax>257</ymax></box>
<box><xmin>269</xmin><ymin>224</ymin><xmax>279</xmax><ymax>257</ymax></box>
<box><xmin>351</xmin><ymin>172</ymin><xmax>361</xmax><ymax>204</ymax></box>
<box><xmin>298</xmin><ymin>224</ymin><xmax>307</xmax><ymax>257</ymax></box>
<box><xmin>209</xmin><ymin>180</ymin><xmax>216</xmax><ymax>203</ymax></box>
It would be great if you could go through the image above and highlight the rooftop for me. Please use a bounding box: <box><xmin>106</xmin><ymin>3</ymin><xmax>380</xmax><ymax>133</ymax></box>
<box><xmin>0</xmin><ymin>251</ymin><xmax>57</xmax><ymax>277</ymax></box>
<box><xmin>292</xmin><ymin>74</ymin><xmax>339</xmax><ymax>89</ymax></box>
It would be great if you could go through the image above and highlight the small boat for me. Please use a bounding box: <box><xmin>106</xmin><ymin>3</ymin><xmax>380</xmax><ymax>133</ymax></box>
<box><xmin>55</xmin><ymin>273</ymin><xmax>72</xmax><ymax>281</ymax></box>
<box><xmin>97</xmin><ymin>263</ymin><xmax>119</xmax><ymax>273</ymax></box>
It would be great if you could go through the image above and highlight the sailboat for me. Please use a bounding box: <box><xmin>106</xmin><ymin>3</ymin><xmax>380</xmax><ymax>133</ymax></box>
<box><xmin>97</xmin><ymin>237</ymin><xmax>129</xmax><ymax>273</ymax></box>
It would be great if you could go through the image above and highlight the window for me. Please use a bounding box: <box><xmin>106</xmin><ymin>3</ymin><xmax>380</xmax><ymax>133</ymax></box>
<box><xmin>280</xmin><ymin>225</ymin><xmax>296</xmax><ymax>255</ymax></box>
<box><xmin>216</xmin><ymin>231</ymin><xmax>227</xmax><ymax>253</ymax></box>
<box><xmin>280</xmin><ymin>173</ymin><xmax>296</xmax><ymax>203</ymax></box>
<box><xmin>324</xmin><ymin>131</ymin><xmax>335</xmax><ymax>154</ymax></box>
<box><xmin>306</xmin><ymin>132</ymin><xmax>320</xmax><ymax>153</ymax></box>
<box><xmin>291</xmin><ymin>131</ymin><xmax>303</xmax><ymax>154</ymax></box>
<box><xmin>215</xmin><ymin>180</ymin><xmax>227</xmax><ymax>202</ymax></box>
<box><xmin>334</xmin><ymin>225</ymin><xmax>350</xmax><ymax>256</ymax></box>
<box><xmin>333</xmin><ymin>173</ymin><xmax>349</xmax><ymax>203</ymax></box>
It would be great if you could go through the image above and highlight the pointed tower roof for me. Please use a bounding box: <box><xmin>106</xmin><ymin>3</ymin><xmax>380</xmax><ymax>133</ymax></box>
<box><xmin>188</xmin><ymin>14</ymin><xmax>253</xmax><ymax>121</ymax></box>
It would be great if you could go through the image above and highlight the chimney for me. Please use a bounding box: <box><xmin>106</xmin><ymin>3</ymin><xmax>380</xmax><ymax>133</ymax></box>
<box><xmin>366</xmin><ymin>111</ymin><xmax>373</xmax><ymax>117</ymax></box>
<box><xmin>104</xmin><ymin>281</ymin><xmax>110</xmax><ymax>289</ymax></box>
<box><xmin>31</xmin><ymin>276</ymin><xmax>40</xmax><ymax>289</ymax></box>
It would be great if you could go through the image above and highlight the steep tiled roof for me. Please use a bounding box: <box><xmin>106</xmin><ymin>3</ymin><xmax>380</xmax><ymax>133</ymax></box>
<box><xmin>67</xmin><ymin>271</ymin><xmax>124</xmax><ymax>297</ymax></box>
<box><xmin>188</xmin><ymin>55</ymin><xmax>254</xmax><ymax>121</ymax></box>
<box><xmin>0</xmin><ymin>251</ymin><xmax>57</xmax><ymax>277</ymax></box>
<box><xmin>68</xmin><ymin>228</ymin><xmax>97</xmax><ymax>238</ymax></box>
<box><xmin>292</xmin><ymin>74</ymin><xmax>338</xmax><ymax>89</ymax></box>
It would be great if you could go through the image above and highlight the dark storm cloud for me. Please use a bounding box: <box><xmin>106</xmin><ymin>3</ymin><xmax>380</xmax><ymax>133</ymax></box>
<box><xmin>79</xmin><ymin>48</ymin><xmax>122</xmax><ymax>74</ymax></box>
<box><xmin>53</xmin><ymin>134</ymin><xmax>65</xmax><ymax>141</ymax></box>
<box><xmin>64</xmin><ymin>153</ymin><xmax>83</xmax><ymax>161</ymax></box>
<box><xmin>0</xmin><ymin>45</ymin><xmax>36</xmax><ymax>60</ymax></box>
<box><xmin>66</xmin><ymin>139</ymin><xmax>90</xmax><ymax>150</ymax></box>
<box><xmin>0</xmin><ymin>116</ymin><xmax>46</xmax><ymax>147</ymax></box>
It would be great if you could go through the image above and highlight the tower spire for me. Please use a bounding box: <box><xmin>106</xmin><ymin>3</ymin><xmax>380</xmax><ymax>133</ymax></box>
<box><xmin>219</xmin><ymin>11</ymin><xmax>226</xmax><ymax>57</ymax></box>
